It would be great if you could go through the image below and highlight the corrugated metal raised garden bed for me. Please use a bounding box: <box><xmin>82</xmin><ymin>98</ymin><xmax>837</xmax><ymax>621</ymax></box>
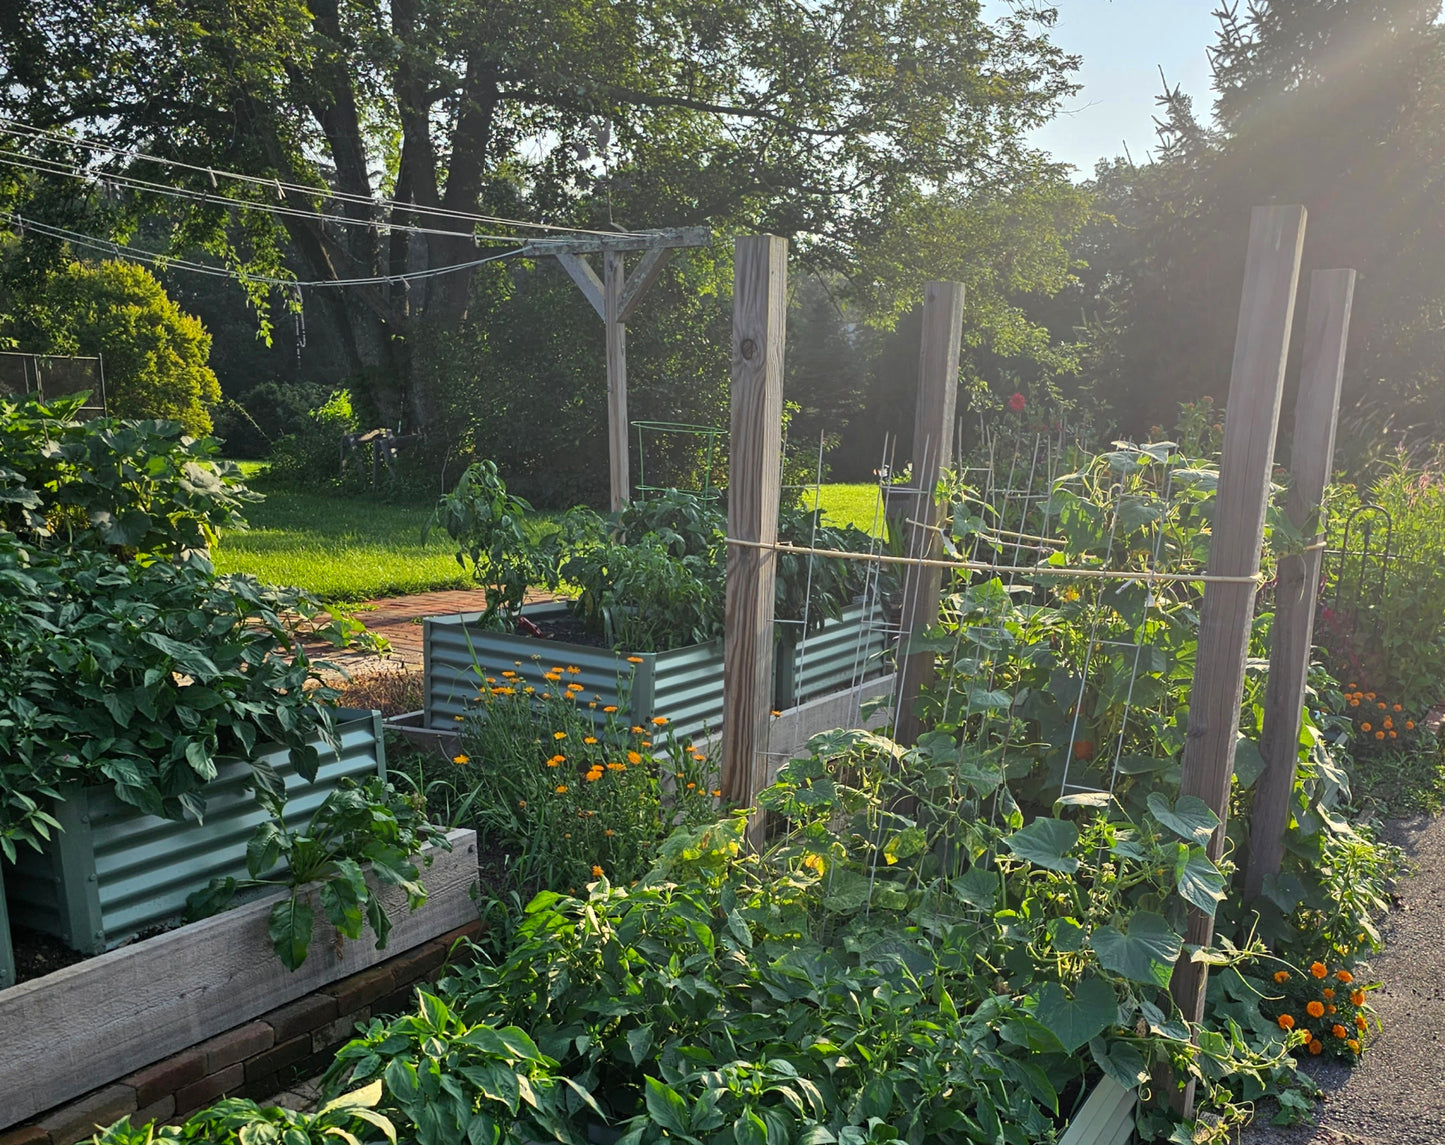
<box><xmin>1</xmin><ymin>708</ymin><xmax>386</xmax><ymax>958</ymax></box>
<box><xmin>425</xmin><ymin>600</ymin><xmax>887</xmax><ymax>742</ymax></box>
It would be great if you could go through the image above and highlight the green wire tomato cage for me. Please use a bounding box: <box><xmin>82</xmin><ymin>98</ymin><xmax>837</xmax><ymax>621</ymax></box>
<box><xmin>632</xmin><ymin>419</ymin><xmax>725</xmax><ymax>501</ymax></box>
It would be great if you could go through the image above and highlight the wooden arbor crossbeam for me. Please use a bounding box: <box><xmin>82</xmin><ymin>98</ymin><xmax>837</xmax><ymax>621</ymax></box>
<box><xmin>523</xmin><ymin>226</ymin><xmax>714</xmax><ymax>511</ymax></box>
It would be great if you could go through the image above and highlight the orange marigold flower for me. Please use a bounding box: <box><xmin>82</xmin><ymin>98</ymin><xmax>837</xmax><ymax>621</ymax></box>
<box><xmin>1360</xmin><ymin>722</ymin><xmax>1373</xmax><ymax>732</ymax></box>
<box><xmin>1375</xmin><ymin>730</ymin><xmax>1386</xmax><ymax>740</ymax></box>
<box><xmin>1365</xmin><ymin>692</ymin><xmax>1376</xmax><ymax>700</ymax></box>
<box><xmin>712</xmin><ymin>789</ymin><xmax>722</xmax><ymax>797</ymax></box>
<box><xmin>591</xmin><ymin>865</ymin><xmax>603</xmax><ymax>877</ymax></box>
<box><xmin>1390</xmin><ymin>731</ymin><xmax>1398</xmax><ymax>739</ymax></box>
<box><xmin>1407</xmin><ymin>720</ymin><xmax>1416</xmax><ymax>729</ymax></box>
<box><xmin>1323</xmin><ymin>987</ymin><xmax>1335</xmax><ymax>999</ymax></box>
<box><xmin>1351</xmin><ymin>990</ymin><xmax>1365</xmax><ymax>1006</ymax></box>
<box><xmin>518</xmin><ymin>800</ymin><xmax>527</xmax><ymax>808</ymax></box>
<box><xmin>686</xmin><ymin>782</ymin><xmax>696</xmax><ymax>790</ymax></box>
<box><xmin>1274</xmin><ymin>970</ymin><xmax>1291</xmax><ymax>983</ymax></box>
<box><xmin>1327</xmin><ymin>1005</ymin><xmax>1337</xmax><ymax>1013</ymax></box>
<box><xmin>1356</xmin><ymin>1015</ymin><xmax>1367</xmax><ymax>1030</ymax></box>
<box><xmin>1310</xmin><ymin>962</ymin><xmax>1328</xmax><ymax>979</ymax></box>
<box><xmin>1377</xmin><ymin>701</ymin><xmax>1387</xmax><ymax>709</ymax></box>
<box><xmin>1347</xmin><ymin>1038</ymin><xmax>1360</xmax><ymax>1052</ymax></box>
<box><xmin>604</xmin><ymin>828</ymin><xmax>615</xmax><ymax>836</ymax></box>
<box><xmin>1346</xmin><ymin>682</ymin><xmax>1357</xmax><ymax>689</ymax></box>
<box><xmin>1384</xmin><ymin>717</ymin><xmax>1394</xmax><ymax>728</ymax></box>
<box><xmin>1308</xmin><ymin>1039</ymin><xmax>1322</xmax><ymax>1055</ymax></box>
<box><xmin>1394</xmin><ymin>703</ymin><xmax>1403</xmax><ymax>711</ymax></box>
<box><xmin>1277</xmin><ymin>1014</ymin><xmax>1296</xmax><ymax>1030</ymax></box>
<box><xmin>1336</xmin><ymin>970</ymin><xmax>1353</xmax><ymax>983</ymax></box>
<box><xmin>1332</xmin><ymin>1024</ymin><xmax>1348</xmax><ymax>1039</ymax></box>
<box><xmin>1349</xmin><ymin>698</ymin><xmax>1360</xmax><ymax>707</ymax></box>
<box><xmin>1306</xmin><ymin>1000</ymin><xmax>1325</xmax><ymax>1018</ymax></box>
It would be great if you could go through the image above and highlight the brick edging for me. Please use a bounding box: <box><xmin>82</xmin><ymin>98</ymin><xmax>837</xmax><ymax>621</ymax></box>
<box><xmin>0</xmin><ymin>921</ymin><xmax>483</xmax><ymax>1145</ymax></box>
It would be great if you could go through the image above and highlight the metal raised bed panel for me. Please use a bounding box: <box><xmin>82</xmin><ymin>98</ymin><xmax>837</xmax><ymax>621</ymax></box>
<box><xmin>2</xmin><ymin>710</ymin><xmax>386</xmax><ymax>955</ymax></box>
<box><xmin>423</xmin><ymin>604</ymin><xmax>729</xmax><ymax>742</ymax></box>
<box><xmin>778</xmin><ymin>601</ymin><xmax>890</xmax><ymax>709</ymax></box>
<box><xmin>0</xmin><ymin>880</ymin><xmax>13</xmax><ymax>990</ymax></box>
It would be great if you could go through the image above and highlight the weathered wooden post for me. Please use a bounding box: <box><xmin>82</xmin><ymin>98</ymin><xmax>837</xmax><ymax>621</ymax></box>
<box><xmin>603</xmin><ymin>251</ymin><xmax>630</xmax><ymax>512</ymax></box>
<box><xmin>1244</xmin><ymin>269</ymin><xmax>1356</xmax><ymax>901</ymax></box>
<box><xmin>1167</xmin><ymin>205</ymin><xmax>1307</xmax><ymax>1112</ymax></box>
<box><xmin>894</xmin><ymin>282</ymin><xmax>966</xmax><ymax>747</ymax></box>
<box><xmin>721</xmin><ymin>235</ymin><xmax>787</xmax><ymax>820</ymax></box>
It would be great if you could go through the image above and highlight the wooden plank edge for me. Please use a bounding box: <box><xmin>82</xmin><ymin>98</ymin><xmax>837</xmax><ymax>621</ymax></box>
<box><xmin>0</xmin><ymin>828</ymin><xmax>479</xmax><ymax>1127</ymax></box>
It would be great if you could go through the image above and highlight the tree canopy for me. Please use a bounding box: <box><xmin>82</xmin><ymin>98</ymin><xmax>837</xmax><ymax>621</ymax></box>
<box><xmin>0</xmin><ymin>258</ymin><xmax>220</xmax><ymax>433</ymax></box>
<box><xmin>1068</xmin><ymin>0</ymin><xmax>1445</xmax><ymax>456</ymax></box>
<box><xmin>0</xmin><ymin>0</ymin><xmax>1086</xmax><ymax>446</ymax></box>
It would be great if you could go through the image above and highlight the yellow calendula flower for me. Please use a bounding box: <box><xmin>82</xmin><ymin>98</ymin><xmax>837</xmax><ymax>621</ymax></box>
<box><xmin>584</xmin><ymin>736</ymin><xmax>598</xmax><ymax>745</ymax></box>
<box><xmin>555</xmin><ymin>784</ymin><xmax>569</xmax><ymax>794</ymax></box>
<box><xmin>651</xmin><ymin>716</ymin><xmax>668</xmax><ymax>726</ymax></box>
<box><xmin>603</xmin><ymin>705</ymin><xmax>618</xmax><ymax>713</ymax></box>
<box><xmin>452</xmin><ymin>754</ymin><xmax>469</xmax><ymax>765</ymax></box>
<box><xmin>554</xmin><ymin>731</ymin><xmax>567</xmax><ymax>740</ymax></box>
<box><xmin>591</xmin><ymin>864</ymin><xmax>604</xmax><ymax>877</ymax></box>
<box><xmin>627</xmin><ymin>751</ymin><xmax>642</xmax><ymax>765</ymax></box>
<box><xmin>626</xmin><ymin>655</ymin><xmax>644</xmax><ymax>664</ymax></box>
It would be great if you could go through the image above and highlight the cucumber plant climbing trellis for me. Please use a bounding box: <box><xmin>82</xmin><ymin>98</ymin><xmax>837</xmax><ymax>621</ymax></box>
<box><xmin>716</xmin><ymin>216</ymin><xmax>1359</xmax><ymax>1120</ymax></box>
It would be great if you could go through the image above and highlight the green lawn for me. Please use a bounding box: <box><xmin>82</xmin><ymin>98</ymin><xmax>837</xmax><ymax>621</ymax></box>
<box><xmin>809</xmin><ymin>483</ymin><xmax>885</xmax><ymax>535</ymax></box>
<box><xmin>214</xmin><ymin>481</ymin><xmax>884</xmax><ymax>602</ymax></box>
<box><xmin>213</xmin><ymin>490</ymin><xmax>476</xmax><ymax>602</ymax></box>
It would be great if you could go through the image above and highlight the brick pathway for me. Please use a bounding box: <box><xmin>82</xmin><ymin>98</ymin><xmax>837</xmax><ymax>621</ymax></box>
<box><xmin>309</xmin><ymin>587</ymin><xmax>559</xmax><ymax>677</ymax></box>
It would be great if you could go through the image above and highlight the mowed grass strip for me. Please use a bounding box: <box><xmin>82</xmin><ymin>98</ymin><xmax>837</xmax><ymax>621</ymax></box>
<box><xmin>213</xmin><ymin>490</ymin><xmax>475</xmax><ymax>602</ymax></box>
<box><xmin>808</xmin><ymin>483</ymin><xmax>886</xmax><ymax>535</ymax></box>
<box><xmin>214</xmin><ymin>482</ymin><xmax>885</xmax><ymax>602</ymax></box>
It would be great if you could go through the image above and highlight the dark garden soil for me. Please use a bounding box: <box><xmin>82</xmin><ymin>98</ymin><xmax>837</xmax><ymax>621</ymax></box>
<box><xmin>10</xmin><ymin>924</ymin><xmax>87</xmax><ymax>985</ymax></box>
<box><xmin>1240</xmin><ymin>812</ymin><xmax>1445</xmax><ymax>1144</ymax></box>
<box><xmin>525</xmin><ymin>611</ymin><xmax>611</xmax><ymax>650</ymax></box>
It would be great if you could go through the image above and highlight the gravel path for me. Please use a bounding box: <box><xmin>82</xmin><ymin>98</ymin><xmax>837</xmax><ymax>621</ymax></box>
<box><xmin>1240</xmin><ymin>813</ymin><xmax>1445</xmax><ymax>1144</ymax></box>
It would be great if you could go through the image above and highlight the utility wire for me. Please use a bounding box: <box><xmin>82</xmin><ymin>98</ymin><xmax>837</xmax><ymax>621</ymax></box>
<box><xmin>0</xmin><ymin>115</ymin><xmax>644</xmax><ymax>239</ymax></box>
<box><xmin>0</xmin><ymin>211</ymin><xmax>525</xmax><ymax>289</ymax></box>
<box><xmin>0</xmin><ymin>151</ymin><xmax>561</xmax><ymax>247</ymax></box>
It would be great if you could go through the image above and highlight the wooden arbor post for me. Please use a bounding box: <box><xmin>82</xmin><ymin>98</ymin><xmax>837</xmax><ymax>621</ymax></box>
<box><xmin>1167</xmin><ymin>206</ymin><xmax>1307</xmax><ymax>1113</ymax></box>
<box><xmin>721</xmin><ymin>235</ymin><xmax>787</xmax><ymax>821</ymax></box>
<box><xmin>1244</xmin><ymin>269</ymin><xmax>1356</xmax><ymax>902</ymax></box>
<box><xmin>894</xmin><ymin>282</ymin><xmax>966</xmax><ymax>747</ymax></box>
<box><xmin>528</xmin><ymin>226</ymin><xmax>712</xmax><ymax>512</ymax></box>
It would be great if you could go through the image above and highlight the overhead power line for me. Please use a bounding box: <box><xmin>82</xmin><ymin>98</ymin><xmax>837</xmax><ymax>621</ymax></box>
<box><xmin>0</xmin><ymin>211</ymin><xmax>526</xmax><ymax>289</ymax></box>
<box><xmin>0</xmin><ymin>150</ymin><xmax>582</xmax><ymax>248</ymax></box>
<box><xmin>0</xmin><ymin>115</ymin><xmax>645</xmax><ymax>239</ymax></box>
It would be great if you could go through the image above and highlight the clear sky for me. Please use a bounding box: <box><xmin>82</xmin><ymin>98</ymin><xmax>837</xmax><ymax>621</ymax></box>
<box><xmin>985</xmin><ymin>1</ymin><xmax>1223</xmax><ymax>177</ymax></box>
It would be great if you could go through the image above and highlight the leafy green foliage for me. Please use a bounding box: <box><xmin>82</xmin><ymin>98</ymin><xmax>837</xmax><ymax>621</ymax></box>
<box><xmin>1</xmin><ymin>260</ymin><xmax>221</xmax><ymax>434</ymax></box>
<box><xmin>0</xmin><ymin>395</ymin><xmax>255</xmax><ymax>556</ymax></box>
<box><xmin>407</xmin><ymin>667</ymin><xmax>719</xmax><ymax>905</ymax></box>
<box><xmin>0</xmin><ymin>401</ymin><xmax>382</xmax><ymax>859</ymax></box>
<box><xmin>186</xmin><ymin>777</ymin><xmax>449</xmax><ymax>970</ymax></box>
<box><xmin>88</xmin><ymin>1081</ymin><xmax>396</xmax><ymax>1144</ymax></box>
<box><xmin>428</xmin><ymin>460</ymin><xmax>566</xmax><ymax>628</ymax></box>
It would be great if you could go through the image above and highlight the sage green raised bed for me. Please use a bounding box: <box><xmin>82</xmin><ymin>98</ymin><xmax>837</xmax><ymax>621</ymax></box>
<box><xmin>774</xmin><ymin>599</ymin><xmax>888</xmax><ymax>709</ymax></box>
<box><xmin>425</xmin><ymin>600</ymin><xmax>889</xmax><ymax>743</ymax></box>
<box><xmin>426</xmin><ymin>603</ymin><xmax>725</xmax><ymax>742</ymax></box>
<box><xmin>1</xmin><ymin>709</ymin><xmax>385</xmax><ymax>956</ymax></box>
<box><xmin>0</xmin><ymin>879</ymin><xmax>13</xmax><ymax>990</ymax></box>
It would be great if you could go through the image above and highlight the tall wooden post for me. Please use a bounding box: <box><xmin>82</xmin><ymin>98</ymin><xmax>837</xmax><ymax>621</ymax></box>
<box><xmin>1168</xmin><ymin>206</ymin><xmax>1307</xmax><ymax>1113</ymax></box>
<box><xmin>894</xmin><ymin>282</ymin><xmax>966</xmax><ymax>746</ymax></box>
<box><xmin>1244</xmin><ymin>269</ymin><xmax>1356</xmax><ymax>902</ymax></box>
<box><xmin>604</xmin><ymin>251</ymin><xmax>630</xmax><ymax>512</ymax></box>
<box><xmin>721</xmin><ymin>235</ymin><xmax>787</xmax><ymax>819</ymax></box>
